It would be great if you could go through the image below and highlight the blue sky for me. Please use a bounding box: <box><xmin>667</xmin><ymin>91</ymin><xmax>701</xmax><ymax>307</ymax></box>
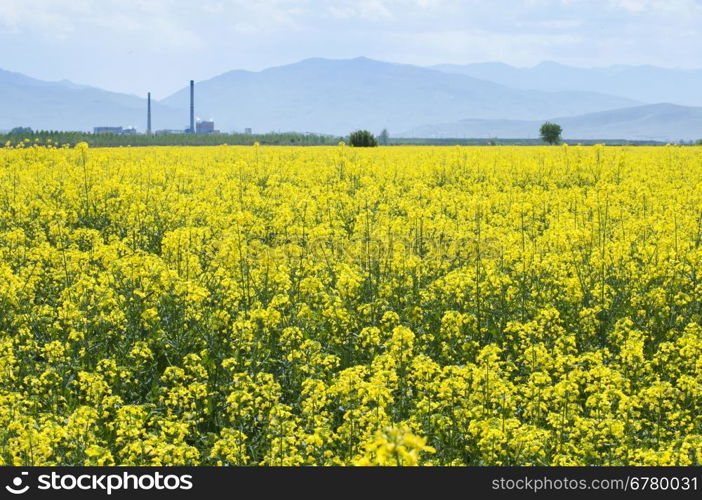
<box><xmin>1</xmin><ymin>0</ymin><xmax>701</xmax><ymax>98</ymax></box>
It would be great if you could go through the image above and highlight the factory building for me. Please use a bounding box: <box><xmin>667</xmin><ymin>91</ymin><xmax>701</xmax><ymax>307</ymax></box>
<box><xmin>196</xmin><ymin>120</ymin><xmax>215</xmax><ymax>134</ymax></box>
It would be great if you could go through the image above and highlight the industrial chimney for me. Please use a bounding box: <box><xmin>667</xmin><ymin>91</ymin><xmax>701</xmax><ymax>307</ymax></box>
<box><xmin>147</xmin><ymin>92</ymin><xmax>152</xmax><ymax>135</ymax></box>
<box><xmin>189</xmin><ymin>80</ymin><xmax>195</xmax><ymax>134</ymax></box>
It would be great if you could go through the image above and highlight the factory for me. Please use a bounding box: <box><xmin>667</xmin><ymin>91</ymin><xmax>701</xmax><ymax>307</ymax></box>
<box><xmin>96</xmin><ymin>80</ymin><xmax>218</xmax><ymax>135</ymax></box>
<box><xmin>183</xmin><ymin>81</ymin><xmax>217</xmax><ymax>134</ymax></box>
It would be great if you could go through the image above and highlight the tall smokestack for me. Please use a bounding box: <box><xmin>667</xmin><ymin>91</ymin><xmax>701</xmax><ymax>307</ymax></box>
<box><xmin>189</xmin><ymin>80</ymin><xmax>195</xmax><ymax>134</ymax></box>
<box><xmin>147</xmin><ymin>92</ymin><xmax>152</xmax><ymax>135</ymax></box>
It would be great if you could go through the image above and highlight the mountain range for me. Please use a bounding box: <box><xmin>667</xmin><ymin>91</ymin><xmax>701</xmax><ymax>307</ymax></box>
<box><xmin>159</xmin><ymin>57</ymin><xmax>638</xmax><ymax>135</ymax></box>
<box><xmin>1</xmin><ymin>58</ymin><xmax>701</xmax><ymax>140</ymax></box>
<box><xmin>0</xmin><ymin>68</ymin><xmax>183</xmax><ymax>132</ymax></box>
<box><xmin>401</xmin><ymin>103</ymin><xmax>702</xmax><ymax>141</ymax></box>
<box><xmin>431</xmin><ymin>61</ymin><xmax>702</xmax><ymax>107</ymax></box>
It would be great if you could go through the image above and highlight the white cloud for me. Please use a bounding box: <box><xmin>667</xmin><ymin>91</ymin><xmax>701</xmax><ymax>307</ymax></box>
<box><xmin>0</xmin><ymin>0</ymin><xmax>204</xmax><ymax>47</ymax></box>
<box><xmin>605</xmin><ymin>0</ymin><xmax>701</xmax><ymax>13</ymax></box>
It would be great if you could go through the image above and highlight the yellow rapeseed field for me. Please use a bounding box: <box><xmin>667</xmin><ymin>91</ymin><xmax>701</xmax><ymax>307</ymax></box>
<box><xmin>0</xmin><ymin>143</ymin><xmax>701</xmax><ymax>466</ymax></box>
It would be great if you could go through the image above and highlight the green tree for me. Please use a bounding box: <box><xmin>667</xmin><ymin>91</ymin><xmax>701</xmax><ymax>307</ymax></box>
<box><xmin>540</xmin><ymin>122</ymin><xmax>562</xmax><ymax>145</ymax></box>
<box><xmin>349</xmin><ymin>130</ymin><xmax>378</xmax><ymax>147</ymax></box>
<box><xmin>379</xmin><ymin>129</ymin><xmax>389</xmax><ymax>145</ymax></box>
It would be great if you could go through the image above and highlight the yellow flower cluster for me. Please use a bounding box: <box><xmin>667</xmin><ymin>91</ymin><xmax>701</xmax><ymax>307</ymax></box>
<box><xmin>0</xmin><ymin>142</ymin><xmax>701</xmax><ymax>466</ymax></box>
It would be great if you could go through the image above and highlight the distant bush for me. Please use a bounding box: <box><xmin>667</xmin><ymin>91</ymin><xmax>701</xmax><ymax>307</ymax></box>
<box><xmin>349</xmin><ymin>130</ymin><xmax>378</xmax><ymax>147</ymax></box>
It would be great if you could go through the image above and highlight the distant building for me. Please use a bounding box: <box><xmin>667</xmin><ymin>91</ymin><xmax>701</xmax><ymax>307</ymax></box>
<box><xmin>196</xmin><ymin>120</ymin><xmax>215</xmax><ymax>134</ymax></box>
<box><xmin>93</xmin><ymin>126</ymin><xmax>137</xmax><ymax>135</ymax></box>
<box><xmin>244</xmin><ymin>128</ymin><xmax>252</xmax><ymax>135</ymax></box>
<box><xmin>156</xmin><ymin>129</ymin><xmax>185</xmax><ymax>135</ymax></box>
<box><xmin>94</xmin><ymin>126</ymin><xmax>124</xmax><ymax>134</ymax></box>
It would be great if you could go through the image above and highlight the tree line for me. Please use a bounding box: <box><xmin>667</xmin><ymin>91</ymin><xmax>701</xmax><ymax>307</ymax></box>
<box><xmin>1</xmin><ymin>127</ymin><xmax>681</xmax><ymax>148</ymax></box>
<box><xmin>1</xmin><ymin>130</ymin><xmax>344</xmax><ymax>148</ymax></box>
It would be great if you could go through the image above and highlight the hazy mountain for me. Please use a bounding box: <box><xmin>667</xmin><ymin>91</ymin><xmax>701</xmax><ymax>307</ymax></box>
<box><xmin>0</xmin><ymin>68</ymin><xmax>184</xmax><ymax>132</ymax></box>
<box><xmin>7</xmin><ymin>58</ymin><xmax>697</xmax><ymax>138</ymax></box>
<box><xmin>432</xmin><ymin>62</ymin><xmax>702</xmax><ymax>106</ymax></box>
<box><xmin>161</xmin><ymin>57</ymin><xmax>639</xmax><ymax>135</ymax></box>
<box><xmin>400</xmin><ymin>103</ymin><xmax>702</xmax><ymax>141</ymax></box>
